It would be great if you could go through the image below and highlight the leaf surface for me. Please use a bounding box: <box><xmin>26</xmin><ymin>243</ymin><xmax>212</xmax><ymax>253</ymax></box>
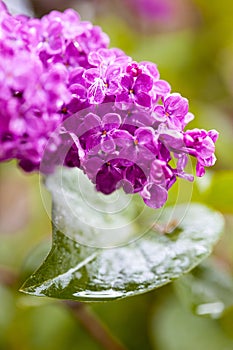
<box><xmin>20</xmin><ymin>168</ymin><xmax>224</xmax><ymax>301</ymax></box>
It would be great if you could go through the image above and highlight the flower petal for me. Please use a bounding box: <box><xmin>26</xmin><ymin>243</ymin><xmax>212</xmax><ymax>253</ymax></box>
<box><xmin>135</xmin><ymin>92</ymin><xmax>151</xmax><ymax>107</ymax></box>
<box><xmin>134</xmin><ymin>73</ymin><xmax>153</xmax><ymax>93</ymax></box>
<box><xmin>121</xmin><ymin>75</ymin><xmax>134</xmax><ymax>90</ymax></box>
<box><xmin>102</xmin><ymin>113</ymin><xmax>121</xmax><ymax>129</ymax></box>
<box><xmin>84</xmin><ymin>68</ymin><xmax>100</xmax><ymax>84</ymax></box>
<box><xmin>101</xmin><ymin>136</ymin><xmax>116</xmax><ymax>153</ymax></box>
<box><xmin>153</xmin><ymin>80</ymin><xmax>171</xmax><ymax>96</ymax></box>
<box><xmin>88</xmin><ymin>80</ymin><xmax>105</xmax><ymax>104</ymax></box>
<box><xmin>141</xmin><ymin>183</ymin><xmax>168</xmax><ymax>208</ymax></box>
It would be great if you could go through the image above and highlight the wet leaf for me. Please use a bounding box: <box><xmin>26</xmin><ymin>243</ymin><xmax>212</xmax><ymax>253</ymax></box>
<box><xmin>174</xmin><ymin>260</ymin><xmax>233</xmax><ymax>318</ymax></box>
<box><xmin>20</xmin><ymin>168</ymin><xmax>224</xmax><ymax>301</ymax></box>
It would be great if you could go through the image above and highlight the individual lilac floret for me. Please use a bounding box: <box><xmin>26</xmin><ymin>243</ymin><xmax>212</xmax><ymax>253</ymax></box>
<box><xmin>0</xmin><ymin>1</ymin><xmax>219</xmax><ymax>209</ymax></box>
<box><xmin>95</xmin><ymin>159</ymin><xmax>147</xmax><ymax>195</ymax></box>
<box><xmin>184</xmin><ymin>129</ymin><xmax>218</xmax><ymax>177</ymax></box>
<box><xmin>154</xmin><ymin>93</ymin><xmax>194</xmax><ymax>130</ymax></box>
<box><xmin>84</xmin><ymin>49</ymin><xmax>129</xmax><ymax>104</ymax></box>
<box><xmin>116</xmin><ymin>73</ymin><xmax>153</xmax><ymax>108</ymax></box>
<box><xmin>80</xmin><ymin>112</ymin><xmax>122</xmax><ymax>154</ymax></box>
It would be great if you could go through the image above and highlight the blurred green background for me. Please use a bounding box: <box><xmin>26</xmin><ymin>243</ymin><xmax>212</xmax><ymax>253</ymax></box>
<box><xmin>1</xmin><ymin>0</ymin><xmax>233</xmax><ymax>349</ymax></box>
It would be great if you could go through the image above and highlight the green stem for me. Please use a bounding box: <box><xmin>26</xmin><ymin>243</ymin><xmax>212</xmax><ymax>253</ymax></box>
<box><xmin>64</xmin><ymin>300</ymin><xmax>127</xmax><ymax>350</ymax></box>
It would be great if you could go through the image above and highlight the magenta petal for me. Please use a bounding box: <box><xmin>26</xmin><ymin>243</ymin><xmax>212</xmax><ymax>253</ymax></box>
<box><xmin>98</xmin><ymin>48</ymin><xmax>116</xmax><ymax>62</ymax></box>
<box><xmin>184</xmin><ymin>112</ymin><xmax>194</xmax><ymax>126</ymax></box>
<box><xmin>177</xmin><ymin>154</ymin><xmax>188</xmax><ymax>171</ymax></box>
<box><xmin>84</xmin><ymin>68</ymin><xmax>100</xmax><ymax>83</ymax></box>
<box><xmin>121</xmin><ymin>75</ymin><xmax>134</xmax><ymax>90</ymax></box>
<box><xmin>140</xmin><ymin>61</ymin><xmax>160</xmax><ymax>80</ymax></box>
<box><xmin>108</xmin><ymin>80</ymin><xmax>120</xmax><ymax>95</ymax></box>
<box><xmin>154</xmin><ymin>80</ymin><xmax>171</xmax><ymax>95</ymax></box>
<box><xmin>96</xmin><ymin>164</ymin><xmax>122</xmax><ymax>194</ymax></box>
<box><xmin>198</xmin><ymin>138</ymin><xmax>215</xmax><ymax>158</ymax></box>
<box><xmin>88</xmin><ymin>51</ymin><xmax>102</xmax><ymax>66</ymax></box>
<box><xmin>112</xmin><ymin>130</ymin><xmax>133</xmax><ymax>149</ymax></box>
<box><xmin>119</xmin><ymin>145</ymin><xmax>137</xmax><ymax>163</ymax></box>
<box><xmin>135</xmin><ymin>127</ymin><xmax>154</xmax><ymax>144</ymax></box>
<box><xmin>153</xmin><ymin>106</ymin><xmax>167</xmax><ymax>122</ymax></box>
<box><xmin>102</xmin><ymin>113</ymin><xmax>121</xmax><ymax>129</ymax></box>
<box><xmin>83</xmin><ymin>157</ymin><xmax>104</xmax><ymax>180</ymax></box>
<box><xmin>134</xmin><ymin>73</ymin><xmax>153</xmax><ymax>93</ymax></box>
<box><xmin>69</xmin><ymin>67</ymin><xmax>84</xmax><ymax>84</ymax></box>
<box><xmin>70</xmin><ymin>83</ymin><xmax>87</xmax><ymax>102</ymax></box>
<box><xmin>177</xmin><ymin>172</ymin><xmax>194</xmax><ymax>182</ymax></box>
<box><xmin>106</xmin><ymin>64</ymin><xmax>122</xmax><ymax>80</ymax></box>
<box><xmin>199</xmin><ymin>154</ymin><xmax>216</xmax><ymax>167</ymax></box>
<box><xmin>141</xmin><ymin>183</ymin><xmax>167</xmax><ymax>209</ymax></box>
<box><xmin>139</xmin><ymin>146</ymin><xmax>156</xmax><ymax>160</ymax></box>
<box><xmin>112</xmin><ymin>129</ymin><xmax>133</xmax><ymax>140</ymax></box>
<box><xmin>159</xmin><ymin>128</ymin><xmax>185</xmax><ymax>151</ymax></box>
<box><xmin>116</xmin><ymin>91</ymin><xmax>130</xmax><ymax>102</ymax></box>
<box><xmin>135</xmin><ymin>92</ymin><xmax>151</xmax><ymax>107</ymax></box>
<box><xmin>88</xmin><ymin>81</ymin><xmax>105</xmax><ymax>104</ymax></box>
<box><xmin>96</xmin><ymin>171</ymin><xmax>118</xmax><ymax>194</ymax></box>
<box><xmin>149</xmin><ymin>160</ymin><xmax>166</xmax><ymax>184</ymax></box>
<box><xmin>196</xmin><ymin>161</ymin><xmax>205</xmax><ymax>177</ymax></box>
<box><xmin>83</xmin><ymin>113</ymin><xmax>101</xmax><ymax>129</ymax></box>
<box><xmin>115</xmin><ymin>91</ymin><xmax>131</xmax><ymax>109</ymax></box>
<box><xmin>164</xmin><ymin>93</ymin><xmax>189</xmax><ymax>117</ymax></box>
<box><xmin>208</xmin><ymin>129</ymin><xmax>219</xmax><ymax>143</ymax></box>
<box><xmin>101</xmin><ymin>136</ymin><xmax>116</xmax><ymax>153</ymax></box>
<box><xmin>125</xmin><ymin>164</ymin><xmax>147</xmax><ymax>192</ymax></box>
<box><xmin>68</xmin><ymin>131</ymin><xmax>85</xmax><ymax>160</ymax></box>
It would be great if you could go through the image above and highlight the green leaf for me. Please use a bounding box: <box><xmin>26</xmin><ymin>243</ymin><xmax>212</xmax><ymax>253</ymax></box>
<box><xmin>174</xmin><ymin>260</ymin><xmax>233</xmax><ymax>318</ymax></box>
<box><xmin>20</xmin><ymin>168</ymin><xmax>224</xmax><ymax>301</ymax></box>
<box><xmin>150</xmin><ymin>295</ymin><xmax>233</xmax><ymax>350</ymax></box>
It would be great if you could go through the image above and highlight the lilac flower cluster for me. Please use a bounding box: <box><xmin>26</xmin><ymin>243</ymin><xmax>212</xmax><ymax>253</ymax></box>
<box><xmin>0</xmin><ymin>1</ymin><xmax>218</xmax><ymax>208</ymax></box>
<box><xmin>0</xmin><ymin>1</ymin><xmax>108</xmax><ymax>171</ymax></box>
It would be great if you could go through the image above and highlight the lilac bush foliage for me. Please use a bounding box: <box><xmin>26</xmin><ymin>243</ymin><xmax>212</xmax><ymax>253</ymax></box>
<box><xmin>0</xmin><ymin>1</ymin><xmax>218</xmax><ymax>208</ymax></box>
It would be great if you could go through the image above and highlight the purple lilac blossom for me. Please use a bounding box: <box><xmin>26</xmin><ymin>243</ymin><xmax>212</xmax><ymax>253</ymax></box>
<box><xmin>0</xmin><ymin>1</ymin><xmax>218</xmax><ymax>209</ymax></box>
